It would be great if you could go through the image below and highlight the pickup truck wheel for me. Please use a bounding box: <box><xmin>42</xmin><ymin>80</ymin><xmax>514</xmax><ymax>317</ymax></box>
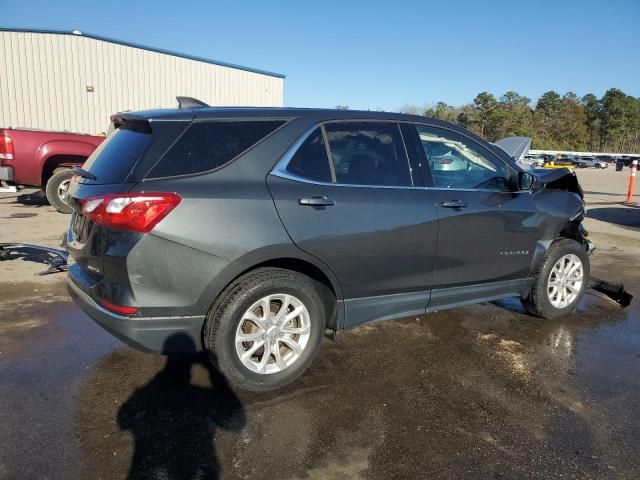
<box><xmin>523</xmin><ymin>239</ymin><xmax>590</xmax><ymax>319</ymax></box>
<box><xmin>45</xmin><ymin>168</ymin><xmax>75</xmax><ymax>214</ymax></box>
<box><xmin>203</xmin><ymin>268</ymin><xmax>326</xmax><ymax>392</ymax></box>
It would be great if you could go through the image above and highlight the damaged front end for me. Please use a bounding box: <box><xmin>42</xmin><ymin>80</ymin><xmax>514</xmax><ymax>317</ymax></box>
<box><xmin>532</xmin><ymin>168</ymin><xmax>632</xmax><ymax>308</ymax></box>
<box><xmin>534</xmin><ymin>167</ymin><xmax>593</xmax><ymax>251</ymax></box>
<box><xmin>534</xmin><ymin>167</ymin><xmax>584</xmax><ymax>199</ymax></box>
<box><xmin>558</xmin><ymin>206</ymin><xmax>595</xmax><ymax>255</ymax></box>
<box><xmin>588</xmin><ymin>277</ymin><xmax>633</xmax><ymax>308</ymax></box>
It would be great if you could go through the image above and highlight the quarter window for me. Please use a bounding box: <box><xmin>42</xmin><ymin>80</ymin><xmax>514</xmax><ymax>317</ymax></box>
<box><xmin>414</xmin><ymin>125</ymin><xmax>511</xmax><ymax>191</ymax></box>
<box><xmin>148</xmin><ymin>120</ymin><xmax>285</xmax><ymax>178</ymax></box>
<box><xmin>286</xmin><ymin>128</ymin><xmax>332</xmax><ymax>182</ymax></box>
<box><xmin>324</xmin><ymin>122</ymin><xmax>412</xmax><ymax>187</ymax></box>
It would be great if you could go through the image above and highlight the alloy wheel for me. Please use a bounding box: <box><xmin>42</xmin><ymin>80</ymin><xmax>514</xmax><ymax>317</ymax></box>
<box><xmin>58</xmin><ymin>179</ymin><xmax>72</xmax><ymax>204</ymax></box>
<box><xmin>235</xmin><ymin>293</ymin><xmax>311</xmax><ymax>374</ymax></box>
<box><xmin>547</xmin><ymin>254</ymin><xmax>584</xmax><ymax>308</ymax></box>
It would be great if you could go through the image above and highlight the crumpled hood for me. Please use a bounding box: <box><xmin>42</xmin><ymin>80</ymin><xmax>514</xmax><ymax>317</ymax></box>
<box><xmin>493</xmin><ymin>137</ymin><xmax>532</xmax><ymax>161</ymax></box>
<box><xmin>533</xmin><ymin>168</ymin><xmax>584</xmax><ymax>199</ymax></box>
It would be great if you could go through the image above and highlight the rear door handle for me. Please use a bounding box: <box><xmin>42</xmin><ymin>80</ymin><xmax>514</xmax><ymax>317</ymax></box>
<box><xmin>298</xmin><ymin>195</ymin><xmax>335</xmax><ymax>207</ymax></box>
<box><xmin>441</xmin><ymin>199</ymin><xmax>468</xmax><ymax>209</ymax></box>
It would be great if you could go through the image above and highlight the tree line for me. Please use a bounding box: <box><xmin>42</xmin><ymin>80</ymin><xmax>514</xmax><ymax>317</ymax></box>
<box><xmin>399</xmin><ymin>88</ymin><xmax>640</xmax><ymax>153</ymax></box>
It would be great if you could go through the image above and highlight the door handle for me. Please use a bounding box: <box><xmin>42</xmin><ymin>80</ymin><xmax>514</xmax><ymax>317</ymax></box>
<box><xmin>298</xmin><ymin>195</ymin><xmax>335</xmax><ymax>207</ymax></box>
<box><xmin>441</xmin><ymin>199</ymin><xmax>468</xmax><ymax>209</ymax></box>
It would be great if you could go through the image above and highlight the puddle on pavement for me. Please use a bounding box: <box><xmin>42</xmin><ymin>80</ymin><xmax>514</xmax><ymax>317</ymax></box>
<box><xmin>0</xmin><ymin>298</ymin><xmax>121</xmax><ymax>479</ymax></box>
<box><xmin>66</xmin><ymin>296</ymin><xmax>640</xmax><ymax>479</ymax></box>
<box><xmin>1</xmin><ymin>277</ymin><xmax>638</xmax><ymax>479</ymax></box>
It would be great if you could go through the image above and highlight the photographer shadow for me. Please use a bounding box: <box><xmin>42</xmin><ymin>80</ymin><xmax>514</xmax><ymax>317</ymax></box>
<box><xmin>117</xmin><ymin>334</ymin><xmax>245</xmax><ymax>480</ymax></box>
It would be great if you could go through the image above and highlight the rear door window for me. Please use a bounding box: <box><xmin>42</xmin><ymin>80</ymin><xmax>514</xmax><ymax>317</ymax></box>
<box><xmin>82</xmin><ymin>127</ymin><xmax>152</xmax><ymax>184</ymax></box>
<box><xmin>324</xmin><ymin>122</ymin><xmax>412</xmax><ymax>187</ymax></box>
<box><xmin>148</xmin><ymin>120</ymin><xmax>285</xmax><ymax>178</ymax></box>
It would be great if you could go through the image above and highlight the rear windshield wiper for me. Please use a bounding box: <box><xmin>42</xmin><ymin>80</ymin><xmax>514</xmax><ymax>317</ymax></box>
<box><xmin>72</xmin><ymin>167</ymin><xmax>97</xmax><ymax>181</ymax></box>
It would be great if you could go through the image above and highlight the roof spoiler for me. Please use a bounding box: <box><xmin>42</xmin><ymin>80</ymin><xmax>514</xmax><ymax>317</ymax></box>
<box><xmin>176</xmin><ymin>96</ymin><xmax>209</xmax><ymax>109</ymax></box>
<box><xmin>109</xmin><ymin>113</ymin><xmax>152</xmax><ymax>133</ymax></box>
<box><xmin>492</xmin><ymin>137</ymin><xmax>532</xmax><ymax>161</ymax></box>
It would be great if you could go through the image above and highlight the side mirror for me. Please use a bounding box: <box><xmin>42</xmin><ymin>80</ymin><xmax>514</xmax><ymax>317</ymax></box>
<box><xmin>518</xmin><ymin>171</ymin><xmax>535</xmax><ymax>191</ymax></box>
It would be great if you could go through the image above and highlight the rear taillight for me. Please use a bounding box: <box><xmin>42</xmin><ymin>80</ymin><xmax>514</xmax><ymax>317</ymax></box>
<box><xmin>99</xmin><ymin>299</ymin><xmax>138</xmax><ymax>316</ymax></box>
<box><xmin>0</xmin><ymin>134</ymin><xmax>14</xmax><ymax>160</ymax></box>
<box><xmin>79</xmin><ymin>192</ymin><xmax>181</xmax><ymax>233</ymax></box>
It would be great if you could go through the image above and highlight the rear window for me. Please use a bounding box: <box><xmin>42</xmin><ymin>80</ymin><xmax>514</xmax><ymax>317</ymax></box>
<box><xmin>148</xmin><ymin>120</ymin><xmax>285</xmax><ymax>178</ymax></box>
<box><xmin>82</xmin><ymin>128</ymin><xmax>151</xmax><ymax>184</ymax></box>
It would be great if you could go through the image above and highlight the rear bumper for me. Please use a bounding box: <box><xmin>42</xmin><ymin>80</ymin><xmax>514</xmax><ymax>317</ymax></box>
<box><xmin>67</xmin><ymin>276</ymin><xmax>205</xmax><ymax>353</ymax></box>
<box><xmin>0</xmin><ymin>166</ymin><xmax>14</xmax><ymax>182</ymax></box>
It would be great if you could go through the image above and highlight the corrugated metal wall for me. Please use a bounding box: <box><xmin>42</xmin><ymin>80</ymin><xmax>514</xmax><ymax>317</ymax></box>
<box><xmin>0</xmin><ymin>31</ymin><xmax>285</xmax><ymax>134</ymax></box>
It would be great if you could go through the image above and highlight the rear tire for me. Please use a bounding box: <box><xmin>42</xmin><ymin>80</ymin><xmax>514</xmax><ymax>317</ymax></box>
<box><xmin>203</xmin><ymin>268</ymin><xmax>326</xmax><ymax>392</ymax></box>
<box><xmin>523</xmin><ymin>239</ymin><xmax>589</xmax><ymax>319</ymax></box>
<box><xmin>45</xmin><ymin>168</ymin><xmax>75</xmax><ymax>214</ymax></box>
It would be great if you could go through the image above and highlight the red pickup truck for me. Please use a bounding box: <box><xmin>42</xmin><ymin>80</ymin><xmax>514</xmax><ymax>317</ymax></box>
<box><xmin>0</xmin><ymin>128</ymin><xmax>104</xmax><ymax>213</ymax></box>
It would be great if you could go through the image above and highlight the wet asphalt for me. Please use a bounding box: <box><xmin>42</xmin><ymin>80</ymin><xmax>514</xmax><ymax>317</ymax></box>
<box><xmin>0</xmin><ymin>242</ymin><xmax>638</xmax><ymax>480</ymax></box>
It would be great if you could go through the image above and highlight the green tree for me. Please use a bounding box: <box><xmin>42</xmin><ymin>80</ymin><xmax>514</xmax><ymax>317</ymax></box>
<box><xmin>599</xmin><ymin>89</ymin><xmax>640</xmax><ymax>152</ymax></box>
<box><xmin>425</xmin><ymin>101</ymin><xmax>456</xmax><ymax>121</ymax></box>
<box><xmin>397</xmin><ymin>88</ymin><xmax>640</xmax><ymax>153</ymax></box>
<box><xmin>497</xmin><ymin>91</ymin><xmax>533</xmax><ymax>139</ymax></box>
<box><xmin>473</xmin><ymin>92</ymin><xmax>499</xmax><ymax>139</ymax></box>
<box><xmin>581</xmin><ymin>93</ymin><xmax>601</xmax><ymax>150</ymax></box>
<box><xmin>533</xmin><ymin>91</ymin><xmax>588</xmax><ymax>150</ymax></box>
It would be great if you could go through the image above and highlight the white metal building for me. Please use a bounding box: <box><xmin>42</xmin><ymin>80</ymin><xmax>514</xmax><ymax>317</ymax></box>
<box><xmin>0</xmin><ymin>28</ymin><xmax>285</xmax><ymax>134</ymax></box>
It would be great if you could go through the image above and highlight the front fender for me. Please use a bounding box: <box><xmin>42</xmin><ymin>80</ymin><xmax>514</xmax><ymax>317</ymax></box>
<box><xmin>528</xmin><ymin>189</ymin><xmax>589</xmax><ymax>275</ymax></box>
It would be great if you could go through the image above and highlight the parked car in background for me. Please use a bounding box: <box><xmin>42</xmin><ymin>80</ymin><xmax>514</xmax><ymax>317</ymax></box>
<box><xmin>0</xmin><ymin>128</ymin><xmax>104</xmax><ymax>213</ymax></box>
<box><xmin>573</xmin><ymin>156</ymin><xmax>608</xmax><ymax>169</ymax></box>
<box><xmin>595</xmin><ymin>155</ymin><xmax>617</xmax><ymax>164</ymax></box>
<box><xmin>66</xmin><ymin>104</ymin><xmax>592</xmax><ymax>392</ymax></box>
<box><xmin>617</xmin><ymin>155</ymin><xmax>640</xmax><ymax>167</ymax></box>
<box><xmin>554</xmin><ymin>155</ymin><xmax>577</xmax><ymax>167</ymax></box>
<box><xmin>522</xmin><ymin>154</ymin><xmax>545</xmax><ymax>168</ymax></box>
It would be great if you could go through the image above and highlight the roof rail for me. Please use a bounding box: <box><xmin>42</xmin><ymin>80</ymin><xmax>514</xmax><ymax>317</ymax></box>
<box><xmin>176</xmin><ymin>96</ymin><xmax>209</xmax><ymax>109</ymax></box>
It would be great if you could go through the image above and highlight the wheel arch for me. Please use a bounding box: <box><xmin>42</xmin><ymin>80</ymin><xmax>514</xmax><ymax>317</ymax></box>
<box><xmin>197</xmin><ymin>248</ymin><xmax>344</xmax><ymax>331</ymax></box>
<box><xmin>526</xmin><ymin>221</ymin><xmax>591</xmax><ymax>298</ymax></box>
<box><xmin>41</xmin><ymin>154</ymin><xmax>87</xmax><ymax>186</ymax></box>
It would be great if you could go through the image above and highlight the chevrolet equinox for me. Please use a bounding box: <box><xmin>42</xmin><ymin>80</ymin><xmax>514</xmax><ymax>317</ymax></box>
<box><xmin>67</xmin><ymin>102</ymin><xmax>591</xmax><ymax>391</ymax></box>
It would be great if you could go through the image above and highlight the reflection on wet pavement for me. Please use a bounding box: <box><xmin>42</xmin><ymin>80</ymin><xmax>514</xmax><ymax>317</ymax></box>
<box><xmin>1</xmin><ymin>272</ymin><xmax>639</xmax><ymax>479</ymax></box>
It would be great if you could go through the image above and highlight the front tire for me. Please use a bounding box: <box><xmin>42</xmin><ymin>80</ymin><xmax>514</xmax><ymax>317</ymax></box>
<box><xmin>45</xmin><ymin>168</ymin><xmax>75</xmax><ymax>214</ymax></box>
<box><xmin>203</xmin><ymin>268</ymin><xmax>326</xmax><ymax>392</ymax></box>
<box><xmin>523</xmin><ymin>239</ymin><xmax>590</xmax><ymax>319</ymax></box>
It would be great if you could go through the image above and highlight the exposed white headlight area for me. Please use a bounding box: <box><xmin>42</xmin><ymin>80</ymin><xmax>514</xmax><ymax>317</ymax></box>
<box><xmin>82</xmin><ymin>198</ymin><xmax>104</xmax><ymax>213</ymax></box>
<box><xmin>106</xmin><ymin>197</ymin><xmax>134</xmax><ymax>213</ymax></box>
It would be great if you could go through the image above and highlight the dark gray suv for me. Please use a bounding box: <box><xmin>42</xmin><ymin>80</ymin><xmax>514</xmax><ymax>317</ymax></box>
<box><xmin>67</xmin><ymin>105</ymin><xmax>590</xmax><ymax>391</ymax></box>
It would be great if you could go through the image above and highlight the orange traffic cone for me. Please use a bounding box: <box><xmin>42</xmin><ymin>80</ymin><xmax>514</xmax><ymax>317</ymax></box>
<box><xmin>625</xmin><ymin>159</ymin><xmax>638</xmax><ymax>205</ymax></box>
